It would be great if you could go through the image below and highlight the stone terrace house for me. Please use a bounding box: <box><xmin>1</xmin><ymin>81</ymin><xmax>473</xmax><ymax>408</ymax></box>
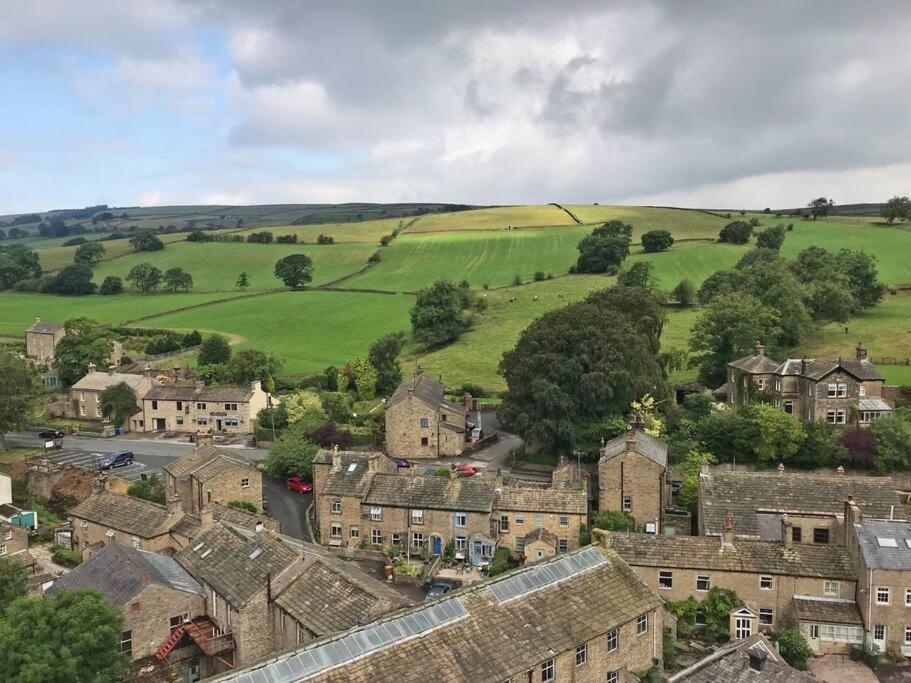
<box><xmin>384</xmin><ymin>374</ymin><xmax>466</xmax><ymax>459</ymax></box>
<box><xmin>141</xmin><ymin>380</ymin><xmax>269</xmax><ymax>435</ymax></box>
<box><xmin>669</xmin><ymin>633</ymin><xmax>813</xmax><ymax>682</ymax></box>
<box><xmin>600</xmin><ymin>523</ymin><xmax>860</xmax><ymax>650</ymax></box>
<box><xmin>163</xmin><ymin>444</ymin><xmax>262</xmax><ymax>515</ymax></box>
<box><xmin>698</xmin><ymin>469</ymin><xmax>903</xmax><ymax>545</ymax></box>
<box><xmin>495</xmin><ymin>478</ymin><xmax>588</xmax><ymax>559</ymax></box>
<box><xmin>25</xmin><ymin>319</ymin><xmax>66</xmax><ymax>365</ymax></box>
<box><xmin>598</xmin><ymin>428</ymin><xmax>668</xmax><ymax>531</ymax></box>
<box><xmin>45</xmin><ymin>542</ymin><xmax>206</xmax><ymax>664</ymax></box>
<box><xmin>728</xmin><ymin>342</ymin><xmax>893</xmax><ymax>426</ymax></box>
<box><xmin>846</xmin><ymin>512</ymin><xmax>911</xmax><ymax>657</ymax></box>
<box><xmin>212</xmin><ymin>546</ymin><xmax>664</xmax><ymax>683</ymax></box>
<box><xmin>69</xmin><ymin>364</ymin><xmax>158</xmax><ymax>430</ymax></box>
<box><xmin>174</xmin><ymin>522</ymin><xmax>411</xmax><ymax>674</ymax></box>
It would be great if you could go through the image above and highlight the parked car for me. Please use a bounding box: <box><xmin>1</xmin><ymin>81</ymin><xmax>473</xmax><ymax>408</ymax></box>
<box><xmin>286</xmin><ymin>476</ymin><xmax>313</xmax><ymax>493</ymax></box>
<box><xmin>425</xmin><ymin>582</ymin><xmax>453</xmax><ymax>601</ymax></box>
<box><xmin>455</xmin><ymin>464</ymin><xmax>477</xmax><ymax>477</ymax></box>
<box><xmin>391</xmin><ymin>458</ymin><xmax>411</xmax><ymax>468</ymax></box>
<box><xmin>38</xmin><ymin>428</ymin><xmax>65</xmax><ymax>440</ymax></box>
<box><xmin>99</xmin><ymin>450</ymin><xmax>134</xmax><ymax>470</ymax></box>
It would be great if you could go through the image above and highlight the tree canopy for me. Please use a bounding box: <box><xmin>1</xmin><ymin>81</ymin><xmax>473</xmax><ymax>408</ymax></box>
<box><xmin>73</xmin><ymin>241</ymin><xmax>105</xmax><ymax>265</ymax></box>
<box><xmin>197</xmin><ymin>334</ymin><xmax>231</xmax><ymax>366</ymax></box>
<box><xmin>882</xmin><ymin>195</ymin><xmax>911</xmax><ymax>223</ymax></box>
<box><xmin>129</xmin><ymin>232</ymin><xmax>164</xmax><ymax>252</ymax></box>
<box><xmin>807</xmin><ymin>196</ymin><xmax>835</xmax><ymax>220</ymax></box>
<box><xmin>499</xmin><ymin>285</ymin><xmax>668</xmax><ymax>455</ymax></box>
<box><xmin>755</xmin><ymin>224</ymin><xmax>786</xmax><ymax>251</ymax></box>
<box><xmin>98</xmin><ymin>382</ymin><xmax>138</xmax><ymax>428</ymax></box>
<box><xmin>0</xmin><ymin>244</ymin><xmax>42</xmax><ymax>290</ymax></box>
<box><xmin>262</xmin><ymin>424</ymin><xmax>319</xmax><ymax>478</ymax></box>
<box><xmin>369</xmin><ymin>332</ymin><xmax>405</xmax><ymax>395</ymax></box>
<box><xmin>274</xmin><ymin>253</ymin><xmax>313</xmax><ymax>287</ymax></box>
<box><xmin>718</xmin><ymin>220</ymin><xmax>752</xmax><ymax>244</ymax></box>
<box><xmin>42</xmin><ymin>264</ymin><xmax>97</xmax><ymax>296</ymax></box>
<box><xmin>164</xmin><ymin>267</ymin><xmax>193</xmax><ymax>292</ymax></box>
<box><xmin>410</xmin><ymin>280</ymin><xmax>478</xmax><ymax>347</ymax></box>
<box><xmin>574</xmin><ymin>220</ymin><xmax>632</xmax><ymax>273</ymax></box>
<box><xmin>53</xmin><ymin>319</ymin><xmax>115</xmax><ymax>387</ymax></box>
<box><xmin>640</xmin><ymin>229</ymin><xmax>674</xmax><ymax>253</ymax></box>
<box><xmin>126</xmin><ymin>262</ymin><xmax>162</xmax><ymax>293</ymax></box>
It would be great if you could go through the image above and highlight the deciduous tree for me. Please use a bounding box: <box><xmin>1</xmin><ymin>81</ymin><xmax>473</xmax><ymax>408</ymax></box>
<box><xmin>42</xmin><ymin>264</ymin><xmax>97</xmax><ymax>295</ymax></box>
<box><xmin>129</xmin><ymin>232</ymin><xmax>164</xmax><ymax>252</ymax></box>
<box><xmin>274</xmin><ymin>253</ymin><xmax>313</xmax><ymax>287</ymax></box>
<box><xmin>368</xmin><ymin>332</ymin><xmax>405</xmax><ymax>394</ymax></box>
<box><xmin>807</xmin><ymin>196</ymin><xmax>835</xmax><ymax>220</ymax></box>
<box><xmin>640</xmin><ymin>229</ymin><xmax>674</xmax><ymax>253</ymax></box>
<box><xmin>197</xmin><ymin>333</ymin><xmax>231</xmax><ymax>366</ymax></box>
<box><xmin>410</xmin><ymin>280</ymin><xmax>473</xmax><ymax>347</ymax></box>
<box><xmin>126</xmin><ymin>262</ymin><xmax>162</xmax><ymax>293</ymax></box>
<box><xmin>53</xmin><ymin>319</ymin><xmax>115</xmax><ymax>387</ymax></box>
<box><xmin>98</xmin><ymin>382</ymin><xmax>138</xmax><ymax>428</ymax></box>
<box><xmin>718</xmin><ymin>220</ymin><xmax>752</xmax><ymax>244</ymax></box>
<box><xmin>882</xmin><ymin>195</ymin><xmax>911</xmax><ymax>223</ymax></box>
<box><xmin>164</xmin><ymin>267</ymin><xmax>193</xmax><ymax>292</ymax></box>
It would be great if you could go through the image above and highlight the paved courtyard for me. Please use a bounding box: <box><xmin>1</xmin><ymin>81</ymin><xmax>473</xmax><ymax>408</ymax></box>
<box><xmin>809</xmin><ymin>655</ymin><xmax>878</xmax><ymax>683</ymax></box>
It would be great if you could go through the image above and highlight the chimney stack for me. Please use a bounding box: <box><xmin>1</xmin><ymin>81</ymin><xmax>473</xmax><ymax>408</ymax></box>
<box><xmin>777</xmin><ymin>462</ymin><xmax>785</xmax><ymax>474</ymax></box>
<box><xmin>195</xmin><ymin>380</ymin><xmax>205</xmax><ymax>393</ymax></box>
<box><xmin>93</xmin><ymin>474</ymin><xmax>109</xmax><ymax>493</ymax></box>
<box><xmin>87</xmin><ymin>362</ymin><xmax>97</xmax><ymax>374</ymax></box>
<box><xmin>856</xmin><ymin>343</ymin><xmax>868</xmax><ymax>361</ymax></box>
<box><xmin>722</xmin><ymin>512</ymin><xmax>735</xmax><ymax>546</ymax></box>
<box><xmin>754</xmin><ymin>341</ymin><xmax>765</xmax><ymax>357</ymax></box>
<box><xmin>195</xmin><ymin>430</ymin><xmax>212</xmax><ymax>447</ymax></box>
<box><xmin>835</xmin><ymin>465</ymin><xmax>845</xmax><ymax>475</ymax></box>
<box><xmin>331</xmin><ymin>444</ymin><xmax>341</xmax><ymax>470</ymax></box>
<box><xmin>143</xmin><ymin>363</ymin><xmax>152</xmax><ymax>379</ymax></box>
<box><xmin>167</xmin><ymin>495</ymin><xmax>182</xmax><ymax>515</ymax></box>
<box><xmin>800</xmin><ymin>358</ymin><xmax>807</xmax><ymax>375</ymax></box>
<box><xmin>107</xmin><ymin>364</ymin><xmax>115</xmax><ymax>376</ymax></box>
<box><xmin>781</xmin><ymin>514</ymin><xmax>792</xmax><ymax>547</ymax></box>
<box><xmin>844</xmin><ymin>496</ymin><xmax>862</xmax><ymax>534</ymax></box>
<box><xmin>449</xmin><ymin>465</ymin><xmax>458</xmax><ymax>480</ymax></box>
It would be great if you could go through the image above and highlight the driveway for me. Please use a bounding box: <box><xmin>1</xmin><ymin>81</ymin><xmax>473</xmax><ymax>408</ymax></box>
<box><xmin>810</xmin><ymin>655</ymin><xmax>878</xmax><ymax>683</ymax></box>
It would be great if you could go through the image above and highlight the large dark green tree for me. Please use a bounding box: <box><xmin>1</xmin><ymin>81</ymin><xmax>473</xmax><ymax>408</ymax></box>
<box><xmin>0</xmin><ymin>588</ymin><xmax>129</xmax><ymax>683</ymax></box>
<box><xmin>882</xmin><ymin>195</ymin><xmax>911</xmax><ymax>223</ymax></box>
<box><xmin>0</xmin><ymin>558</ymin><xmax>26</xmax><ymax>613</ymax></box>
<box><xmin>0</xmin><ymin>244</ymin><xmax>42</xmax><ymax>290</ymax></box>
<box><xmin>228</xmin><ymin>349</ymin><xmax>282</xmax><ymax>384</ymax></box>
<box><xmin>163</xmin><ymin>267</ymin><xmax>193</xmax><ymax>292</ymax></box>
<box><xmin>574</xmin><ymin>220</ymin><xmax>633</xmax><ymax>273</ymax></box>
<box><xmin>197</xmin><ymin>333</ymin><xmax>231</xmax><ymax>366</ymax></box>
<box><xmin>42</xmin><ymin>264</ymin><xmax>97</xmax><ymax>295</ymax></box>
<box><xmin>0</xmin><ymin>354</ymin><xmax>40</xmax><ymax>452</ymax></box>
<box><xmin>807</xmin><ymin>196</ymin><xmax>834</xmax><ymax>220</ymax></box>
<box><xmin>98</xmin><ymin>382</ymin><xmax>138</xmax><ymax>428</ymax></box>
<box><xmin>410</xmin><ymin>280</ymin><xmax>474</xmax><ymax>347</ymax></box>
<box><xmin>369</xmin><ymin>331</ymin><xmax>406</xmax><ymax>394</ymax></box>
<box><xmin>73</xmin><ymin>241</ymin><xmax>105</xmax><ymax>265</ymax></box>
<box><xmin>836</xmin><ymin>248</ymin><xmax>886</xmax><ymax>311</ymax></box>
<box><xmin>126</xmin><ymin>262</ymin><xmax>162</xmax><ymax>293</ymax></box>
<box><xmin>274</xmin><ymin>253</ymin><xmax>313</xmax><ymax>287</ymax></box>
<box><xmin>499</xmin><ymin>286</ymin><xmax>668</xmax><ymax>454</ymax></box>
<box><xmin>129</xmin><ymin>232</ymin><xmax>164</xmax><ymax>252</ymax></box>
<box><xmin>53</xmin><ymin>319</ymin><xmax>116</xmax><ymax>387</ymax></box>
<box><xmin>755</xmin><ymin>225</ymin><xmax>786</xmax><ymax>251</ymax></box>
<box><xmin>640</xmin><ymin>229</ymin><xmax>674</xmax><ymax>253</ymax></box>
<box><xmin>718</xmin><ymin>220</ymin><xmax>752</xmax><ymax>244</ymax></box>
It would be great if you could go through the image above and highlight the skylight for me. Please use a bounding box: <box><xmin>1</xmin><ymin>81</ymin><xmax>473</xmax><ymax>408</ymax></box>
<box><xmin>200</xmin><ymin>549</ymin><xmax>213</xmax><ymax>558</ymax></box>
<box><xmin>488</xmin><ymin>547</ymin><xmax>607</xmax><ymax>603</ymax></box>
<box><xmin>249</xmin><ymin>548</ymin><xmax>263</xmax><ymax>560</ymax></box>
<box><xmin>347</xmin><ymin>463</ymin><xmax>357</xmax><ymax>472</ymax></box>
<box><xmin>877</xmin><ymin>537</ymin><xmax>898</xmax><ymax>548</ymax></box>
<box><xmin>193</xmin><ymin>542</ymin><xmax>205</xmax><ymax>552</ymax></box>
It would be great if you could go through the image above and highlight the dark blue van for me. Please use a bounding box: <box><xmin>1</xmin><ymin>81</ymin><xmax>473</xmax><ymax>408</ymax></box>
<box><xmin>100</xmin><ymin>450</ymin><xmax>134</xmax><ymax>470</ymax></box>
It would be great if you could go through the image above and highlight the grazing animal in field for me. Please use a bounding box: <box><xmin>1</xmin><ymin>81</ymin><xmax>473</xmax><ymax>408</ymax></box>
<box><xmin>558</xmin><ymin>293</ymin><xmax>565</xmax><ymax>299</ymax></box>
<box><xmin>508</xmin><ymin>297</ymin><xmax>517</xmax><ymax>303</ymax></box>
<box><xmin>533</xmin><ymin>295</ymin><xmax>539</xmax><ymax>301</ymax></box>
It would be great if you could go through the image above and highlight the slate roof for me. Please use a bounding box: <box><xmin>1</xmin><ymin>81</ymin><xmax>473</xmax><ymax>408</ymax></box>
<box><xmin>275</xmin><ymin>558</ymin><xmax>410</xmax><ymax>636</ymax></box>
<box><xmin>774</xmin><ymin>357</ymin><xmax>884</xmax><ymax>381</ymax></box>
<box><xmin>322</xmin><ymin>455</ymin><xmax>375</xmax><ymax>499</ymax></box>
<box><xmin>601</xmin><ymin>531</ymin><xmax>856</xmax><ymax>580</ymax></box>
<box><xmin>175</xmin><ymin>523</ymin><xmax>298</xmax><ymax>608</ymax></box>
<box><xmin>144</xmin><ymin>384</ymin><xmax>256</xmax><ymax>403</ymax></box>
<box><xmin>213</xmin><ymin>546</ymin><xmax>662</xmax><ymax>683</ymax></box>
<box><xmin>69</xmin><ymin>491</ymin><xmax>179</xmax><ymax>538</ymax></box>
<box><xmin>163</xmin><ymin>445</ymin><xmax>254</xmax><ymax>481</ymax></box>
<box><xmin>854</xmin><ymin>519</ymin><xmax>911</xmax><ymax>570</ymax></box>
<box><xmin>386</xmin><ymin>374</ymin><xmax>460</xmax><ymax>412</ymax></box>
<box><xmin>495</xmin><ymin>484</ymin><xmax>587</xmax><ymax>514</ymax></box>
<box><xmin>169</xmin><ymin>503</ymin><xmax>271</xmax><ymax>538</ymax></box>
<box><xmin>363</xmin><ymin>473</ymin><xmax>495</xmax><ymax>513</ymax></box>
<box><xmin>669</xmin><ymin>633</ymin><xmax>812</xmax><ymax>682</ymax></box>
<box><xmin>46</xmin><ymin>542</ymin><xmax>202</xmax><ymax>605</ymax></box>
<box><xmin>27</xmin><ymin>320</ymin><xmax>64</xmax><ymax>334</ymax></box>
<box><xmin>699</xmin><ymin>470</ymin><xmax>903</xmax><ymax>537</ymax></box>
<box><xmin>600</xmin><ymin>429</ymin><xmax>667</xmax><ymax>468</ymax></box>
<box><xmin>728</xmin><ymin>352</ymin><xmax>780</xmax><ymax>374</ymax></box>
<box><xmin>71</xmin><ymin>371</ymin><xmax>152</xmax><ymax>393</ymax></box>
<box><xmin>792</xmin><ymin>596</ymin><xmax>863</xmax><ymax>625</ymax></box>
<box><xmin>313</xmin><ymin>449</ymin><xmax>387</xmax><ymax>466</ymax></box>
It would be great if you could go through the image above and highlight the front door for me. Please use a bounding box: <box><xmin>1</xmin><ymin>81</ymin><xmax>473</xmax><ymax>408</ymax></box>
<box><xmin>735</xmin><ymin>617</ymin><xmax>753</xmax><ymax>640</ymax></box>
<box><xmin>807</xmin><ymin>624</ymin><xmax>820</xmax><ymax>654</ymax></box>
<box><xmin>155</xmin><ymin>418</ymin><xmax>166</xmax><ymax>431</ymax></box>
<box><xmin>873</xmin><ymin>624</ymin><xmax>886</xmax><ymax>652</ymax></box>
<box><xmin>216</xmin><ymin>418</ymin><xmax>223</xmax><ymax>432</ymax></box>
<box><xmin>432</xmin><ymin>536</ymin><xmax>442</xmax><ymax>556</ymax></box>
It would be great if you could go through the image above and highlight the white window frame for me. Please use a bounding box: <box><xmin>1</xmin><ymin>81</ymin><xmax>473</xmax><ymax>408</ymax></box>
<box><xmin>905</xmin><ymin>627</ymin><xmax>911</xmax><ymax>645</ymax></box>
<box><xmin>696</xmin><ymin>574</ymin><xmax>711</xmax><ymax>592</ymax></box>
<box><xmin>331</xmin><ymin>500</ymin><xmax>341</xmax><ymax>514</ymax></box>
<box><xmin>819</xmin><ymin>624</ymin><xmax>863</xmax><ymax>643</ymax></box>
<box><xmin>515</xmin><ymin>537</ymin><xmax>525</xmax><ymax>554</ymax></box>
<box><xmin>877</xmin><ymin>587</ymin><xmax>891</xmax><ymax>605</ymax></box>
<box><xmin>3</xmin><ymin>531</ymin><xmax>11</xmax><ymax>542</ymax></box>
<box><xmin>541</xmin><ymin>658</ymin><xmax>554</xmax><ymax>682</ymax></box>
<box><xmin>330</xmin><ymin>523</ymin><xmax>342</xmax><ymax>538</ymax></box>
<box><xmin>411</xmin><ymin>532</ymin><xmax>425</xmax><ymax>548</ymax></box>
<box><xmin>575</xmin><ymin>643</ymin><xmax>587</xmax><ymax>666</ymax></box>
<box><xmin>131</xmin><ymin>536</ymin><xmax>141</xmax><ymax>549</ymax></box>
<box><xmin>606</xmin><ymin>628</ymin><xmax>619</xmax><ymax>652</ymax></box>
<box><xmin>825</xmin><ymin>581</ymin><xmax>839</xmax><ymax>597</ymax></box>
<box><xmin>558</xmin><ymin>538</ymin><xmax>568</xmax><ymax>552</ymax></box>
<box><xmin>760</xmin><ymin>576</ymin><xmax>773</xmax><ymax>590</ymax></box>
<box><xmin>874</xmin><ymin>624</ymin><xmax>886</xmax><ymax>640</ymax></box>
<box><xmin>622</xmin><ymin>496</ymin><xmax>632</xmax><ymax>512</ymax></box>
<box><xmin>419</xmin><ymin>417</ymin><xmax>429</xmax><ymax>428</ymax></box>
<box><xmin>411</xmin><ymin>509</ymin><xmax>424</xmax><ymax>525</ymax></box>
<box><xmin>534</xmin><ymin>513</ymin><xmax>544</xmax><ymax>528</ymax></box>
<box><xmin>859</xmin><ymin>384</ymin><xmax>866</xmax><ymax>396</ymax></box>
<box><xmin>636</xmin><ymin>613</ymin><xmax>648</xmax><ymax>635</ymax></box>
<box><xmin>80</xmin><ymin>520</ymin><xmax>88</xmax><ymax>531</ymax></box>
<box><xmin>559</xmin><ymin>516</ymin><xmax>568</xmax><ymax>527</ymax></box>
<box><xmin>0</xmin><ymin>544</ymin><xmax>6</xmax><ymax>556</ymax></box>
<box><xmin>659</xmin><ymin>571</ymin><xmax>673</xmax><ymax>589</ymax></box>
<box><xmin>240</xmin><ymin>478</ymin><xmax>250</xmax><ymax>489</ymax></box>
<box><xmin>455</xmin><ymin>536</ymin><xmax>466</xmax><ymax>551</ymax></box>
<box><xmin>370</xmin><ymin>506</ymin><xmax>382</xmax><ymax>521</ymax></box>
<box><xmin>515</xmin><ymin>514</ymin><xmax>524</xmax><ymax>525</ymax></box>
<box><xmin>120</xmin><ymin>630</ymin><xmax>132</xmax><ymax>656</ymax></box>
<box><xmin>350</xmin><ymin>526</ymin><xmax>359</xmax><ymax>539</ymax></box>
<box><xmin>371</xmin><ymin>529</ymin><xmax>382</xmax><ymax>545</ymax></box>
<box><xmin>607</xmin><ymin>672</ymin><xmax>618</xmax><ymax>683</ymax></box>
<box><xmin>454</xmin><ymin>512</ymin><xmax>467</xmax><ymax>528</ymax></box>
<box><xmin>759</xmin><ymin>608</ymin><xmax>773</xmax><ymax>626</ymax></box>
<box><xmin>906</xmin><ymin>588</ymin><xmax>911</xmax><ymax>606</ymax></box>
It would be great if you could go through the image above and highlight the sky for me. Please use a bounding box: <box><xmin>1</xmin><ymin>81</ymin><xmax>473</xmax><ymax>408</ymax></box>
<box><xmin>1</xmin><ymin>0</ymin><xmax>910</xmax><ymax>213</ymax></box>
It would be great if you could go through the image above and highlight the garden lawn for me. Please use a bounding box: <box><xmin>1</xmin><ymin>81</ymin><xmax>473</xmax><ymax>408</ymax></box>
<box><xmin>91</xmin><ymin>240</ymin><xmax>375</xmax><ymax>291</ymax></box>
<box><xmin>565</xmin><ymin>204</ymin><xmax>728</xmax><ymax>239</ymax></box>
<box><xmin>345</xmin><ymin>227</ymin><xmax>592</xmax><ymax>291</ymax></box>
<box><xmin>409</xmin><ymin>205</ymin><xmax>573</xmax><ymax>232</ymax></box>
<box><xmin>404</xmin><ymin>274</ymin><xmax>699</xmax><ymax>393</ymax></box>
<box><xmin>134</xmin><ymin>290</ymin><xmax>415</xmax><ymax>375</ymax></box>
<box><xmin>233</xmin><ymin>217</ymin><xmax>410</xmax><ymax>244</ymax></box>
<box><xmin>0</xmin><ymin>291</ymin><xmax>242</xmax><ymax>336</ymax></box>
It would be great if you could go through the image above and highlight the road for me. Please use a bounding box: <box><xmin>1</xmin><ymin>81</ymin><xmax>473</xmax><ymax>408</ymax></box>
<box><xmin>4</xmin><ymin>431</ymin><xmax>309</xmax><ymax>540</ymax></box>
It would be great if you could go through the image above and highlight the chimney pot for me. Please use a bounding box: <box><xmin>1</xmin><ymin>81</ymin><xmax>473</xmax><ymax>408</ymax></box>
<box><xmin>331</xmin><ymin>444</ymin><xmax>341</xmax><ymax>470</ymax></box>
<box><xmin>722</xmin><ymin>512</ymin><xmax>735</xmax><ymax>546</ymax></box>
<box><xmin>777</xmin><ymin>462</ymin><xmax>785</xmax><ymax>473</ymax></box>
<box><xmin>87</xmin><ymin>362</ymin><xmax>97</xmax><ymax>374</ymax></box>
<box><xmin>836</xmin><ymin>465</ymin><xmax>845</xmax><ymax>475</ymax></box>
<box><xmin>856</xmin><ymin>344</ymin><xmax>868</xmax><ymax>361</ymax></box>
<box><xmin>754</xmin><ymin>341</ymin><xmax>765</xmax><ymax>357</ymax></box>
<box><xmin>107</xmin><ymin>364</ymin><xmax>115</xmax><ymax>375</ymax></box>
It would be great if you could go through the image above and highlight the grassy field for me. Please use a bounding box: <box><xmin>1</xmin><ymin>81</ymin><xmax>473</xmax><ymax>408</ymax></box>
<box><xmin>409</xmin><ymin>205</ymin><xmax>573</xmax><ymax>232</ymax></box>
<box><xmin>0</xmin><ymin>291</ymin><xmax>243</xmax><ymax>336</ymax></box>
<box><xmin>626</xmin><ymin>242</ymin><xmax>747</xmax><ymax>290</ymax></box>
<box><xmin>233</xmin><ymin>217</ymin><xmax>408</xmax><ymax>244</ymax></box>
<box><xmin>566</xmin><ymin>204</ymin><xmax>728</xmax><ymax>238</ymax></box>
<box><xmin>91</xmin><ymin>241</ymin><xmax>375</xmax><ymax>291</ymax></box>
<box><xmin>38</xmin><ymin>233</ymin><xmax>188</xmax><ymax>272</ymax></box>
<box><xmin>135</xmin><ymin>290</ymin><xmax>414</xmax><ymax>375</ymax></box>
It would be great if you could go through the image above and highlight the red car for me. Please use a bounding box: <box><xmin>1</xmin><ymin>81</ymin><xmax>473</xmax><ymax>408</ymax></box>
<box><xmin>286</xmin><ymin>476</ymin><xmax>313</xmax><ymax>493</ymax></box>
<box><xmin>455</xmin><ymin>464</ymin><xmax>477</xmax><ymax>477</ymax></box>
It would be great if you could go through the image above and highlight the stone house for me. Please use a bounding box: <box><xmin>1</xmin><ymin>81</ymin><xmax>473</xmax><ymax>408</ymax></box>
<box><xmin>495</xmin><ymin>481</ymin><xmax>587</xmax><ymax>558</ymax></box>
<box><xmin>669</xmin><ymin>632</ymin><xmax>813</xmax><ymax>682</ymax></box>
<box><xmin>384</xmin><ymin>374</ymin><xmax>466</xmax><ymax>459</ymax></box>
<box><xmin>141</xmin><ymin>381</ymin><xmax>269</xmax><ymax>435</ymax></box>
<box><xmin>523</xmin><ymin>527</ymin><xmax>559</xmax><ymax>563</ymax></box>
<box><xmin>600</xmin><ymin>520</ymin><xmax>860</xmax><ymax>652</ymax></box>
<box><xmin>0</xmin><ymin>519</ymin><xmax>34</xmax><ymax>573</ymax></box>
<box><xmin>163</xmin><ymin>443</ymin><xmax>262</xmax><ymax>515</ymax></box>
<box><xmin>174</xmin><ymin>522</ymin><xmax>411</xmax><ymax>674</ymax></box>
<box><xmin>598</xmin><ymin>428</ymin><xmax>667</xmax><ymax>531</ymax></box>
<box><xmin>728</xmin><ymin>343</ymin><xmax>893</xmax><ymax>426</ymax></box>
<box><xmin>45</xmin><ymin>542</ymin><xmax>206</xmax><ymax>664</ymax></box>
<box><xmin>210</xmin><ymin>545</ymin><xmax>663</xmax><ymax>683</ymax></box>
<box><xmin>698</xmin><ymin>469</ymin><xmax>904</xmax><ymax>544</ymax></box>
<box><xmin>69</xmin><ymin>365</ymin><xmax>157</xmax><ymax>430</ymax></box>
<box><xmin>25</xmin><ymin>319</ymin><xmax>66</xmax><ymax>365</ymax></box>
